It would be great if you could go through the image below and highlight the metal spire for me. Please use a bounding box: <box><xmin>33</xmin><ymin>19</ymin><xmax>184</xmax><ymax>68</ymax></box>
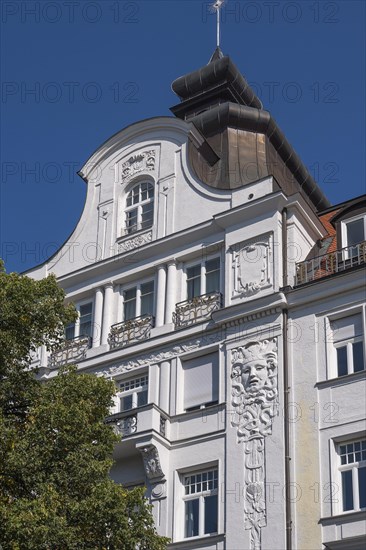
<box><xmin>212</xmin><ymin>0</ymin><xmax>225</xmax><ymax>48</ymax></box>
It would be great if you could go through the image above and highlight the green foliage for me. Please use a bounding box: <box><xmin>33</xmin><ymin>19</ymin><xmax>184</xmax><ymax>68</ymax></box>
<box><xmin>0</xmin><ymin>264</ymin><xmax>168</xmax><ymax>549</ymax></box>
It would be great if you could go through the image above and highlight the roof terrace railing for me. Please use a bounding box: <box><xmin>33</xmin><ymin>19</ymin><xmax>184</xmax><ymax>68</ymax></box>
<box><xmin>295</xmin><ymin>241</ymin><xmax>366</xmax><ymax>286</ymax></box>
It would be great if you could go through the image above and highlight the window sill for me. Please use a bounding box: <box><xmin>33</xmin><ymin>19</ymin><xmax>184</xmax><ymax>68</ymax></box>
<box><xmin>320</xmin><ymin>510</ymin><xmax>366</xmax><ymax>523</ymax></box>
<box><xmin>316</xmin><ymin>369</ymin><xmax>366</xmax><ymax>389</ymax></box>
<box><xmin>170</xmin><ymin>533</ymin><xmax>224</xmax><ymax>549</ymax></box>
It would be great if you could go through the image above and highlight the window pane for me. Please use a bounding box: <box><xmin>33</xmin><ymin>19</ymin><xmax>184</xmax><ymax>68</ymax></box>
<box><xmin>185</xmin><ymin>499</ymin><xmax>199</xmax><ymax>538</ymax></box>
<box><xmin>206</xmin><ymin>266</ymin><xmax>220</xmax><ymax>294</ymax></box>
<box><xmin>342</xmin><ymin>470</ymin><xmax>354</xmax><ymax>511</ymax></box>
<box><xmin>353</xmin><ymin>341</ymin><xmax>365</xmax><ymax>372</ymax></box>
<box><xmin>121</xmin><ymin>394</ymin><xmax>133</xmax><ymax>411</ymax></box>
<box><xmin>126</xmin><ymin>209</ymin><xmax>138</xmax><ymax>233</ymax></box>
<box><xmin>187</xmin><ymin>264</ymin><xmax>201</xmax><ymax>300</ymax></box>
<box><xmin>137</xmin><ymin>389</ymin><xmax>148</xmax><ymax>407</ymax></box>
<box><xmin>204</xmin><ymin>494</ymin><xmax>218</xmax><ymax>534</ymax></box>
<box><xmin>65</xmin><ymin>323</ymin><xmax>75</xmax><ymax>340</ymax></box>
<box><xmin>187</xmin><ymin>265</ymin><xmax>201</xmax><ymax>281</ymax></box>
<box><xmin>337</xmin><ymin>346</ymin><xmax>348</xmax><ymax>377</ymax></box>
<box><xmin>346</xmin><ymin>219</ymin><xmax>365</xmax><ymax>247</ymax></box>
<box><xmin>79</xmin><ymin>303</ymin><xmax>92</xmax><ymax>337</ymax></box>
<box><xmin>124</xmin><ymin>288</ymin><xmax>137</xmax><ymax>320</ymax></box>
<box><xmin>359</xmin><ymin>467</ymin><xmax>366</xmax><ymax>509</ymax></box>
<box><xmin>141</xmin><ymin>202</ymin><xmax>154</xmax><ymax>229</ymax></box>
<box><xmin>141</xmin><ymin>282</ymin><xmax>154</xmax><ymax>315</ymax></box>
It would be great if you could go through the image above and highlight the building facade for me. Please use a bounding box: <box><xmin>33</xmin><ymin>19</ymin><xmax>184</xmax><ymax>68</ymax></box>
<box><xmin>27</xmin><ymin>50</ymin><xmax>366</xmax><ymax>550</ymax></box>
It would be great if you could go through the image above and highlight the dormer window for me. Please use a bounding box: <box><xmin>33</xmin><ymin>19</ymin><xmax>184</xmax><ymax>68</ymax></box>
<box><xmin>125</xmin><ymin>182</ymin><xmax>154</xmax><ymax>235</ymax></box>
<box><xmin>343</xmin><ymin>216</ymin><xmax>366</xmax><ymax>248</ymax></box>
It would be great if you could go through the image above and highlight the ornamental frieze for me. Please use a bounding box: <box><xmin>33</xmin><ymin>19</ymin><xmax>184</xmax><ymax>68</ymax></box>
<box><xmin>95</xmin><ymin>332</ymin><xmax>222</xmax><ymax>377</ymax></box>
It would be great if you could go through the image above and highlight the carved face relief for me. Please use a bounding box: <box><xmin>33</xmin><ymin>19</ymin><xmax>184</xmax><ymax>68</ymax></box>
<box><xmin>241</xmin><ymin>359</ymin><xmax>268</xmax><ymax>392</ymax></box>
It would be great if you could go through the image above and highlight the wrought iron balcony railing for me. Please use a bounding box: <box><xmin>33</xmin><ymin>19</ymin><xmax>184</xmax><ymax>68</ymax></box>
<box><xmin>173</xmin><ymin>291</ymin><xmax>222</xmax><ymax>329</ymax></box>
<box><xmin>48</xmin><ymin>335</ymin><xmax>91</xmax><ymax>369</ymax></box>
<box><xmin>108</xmin><ymin>314</ymin><xmax>154</xmax><ymax>350</ymax></box>
<box><xmin>295</xmin><ymin>241</ymin><xmax>366</xmax><ymax>286</ymax></box>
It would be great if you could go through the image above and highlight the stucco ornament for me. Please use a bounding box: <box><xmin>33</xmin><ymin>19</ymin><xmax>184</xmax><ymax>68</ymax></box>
<box><xmin>232</xmin><ymin>235</ymin><xmax>272</xmax><ymax>298</ymax></box>
<box><xmin>231</xmin><ymin>339</ymin><xmax>278</xmax><ymax>550</ymax></box>
<box><xmin>118</xmin><ymin>230</ymin><xmax>152</xmax><ymax>253</ymax></box>
<box><xmin>121</xmin><ymin>150</ymin><xmax>156</xmax><ymax>182</ymax></box>
<box><xmin>139</xmin><ymin>445</ymin><xmax>164</xmax><ymax>481</ymax></box>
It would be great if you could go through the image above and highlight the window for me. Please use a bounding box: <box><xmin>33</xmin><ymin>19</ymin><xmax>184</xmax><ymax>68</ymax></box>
<box><xmin>344</xmin><ymin>217</ymin><xmax>366</xmax><ymax>247</ymax></box>
<box><xmin>123</xmin><ymin>281</ymin><xmax>154</xmax><ymax>321</ymax></box>
<box><xmin>338</xmin><ymin>439</ymin><xmax>366</xmax><ymax>512</ymax></box>
<box><xmin>341</xmin><ymin>215</ymin><xmax>366</xmax><ymax>258</ymax></box>
<box><xmin>65</xmin><ymin>302</ymin><xmax>93</xmax><ymax>341</ymax></box>
<box><xmin>331</xmin><ymin>313</ymin><xmax>364</xmax><ymax>377</ymax></box>
<box><xmin>186</xmin><ymin>258</ymin><xmax>220</xmax><ymax>300</ymax></box>
<box><xmin>119</xmin><ymin>375</ymin><xmax>148</xmax><ymax>412</ymax></box>
<box><xmin>125</xmin><ymin>182</ymin><xmax>154</xmax><ymax>235</ymax></box>
<box><xmin>182</xmin><ymin>353</ymin><xmax>219</xmax><ymax>412</ymax></box>
<box><xmin>183</xmin><ymin>468</ymin><xmax>218</xmax><ymax>538</ymax></box>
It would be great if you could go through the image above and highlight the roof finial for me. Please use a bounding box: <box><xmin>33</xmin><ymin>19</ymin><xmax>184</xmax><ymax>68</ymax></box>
<box><xmin>212</xmin><ymin>0</ymin><xmax>225</xmax><ymax>49</ymax></box>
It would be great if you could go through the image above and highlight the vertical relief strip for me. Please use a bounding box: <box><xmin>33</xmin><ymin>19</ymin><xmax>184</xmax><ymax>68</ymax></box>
<box><xmin>231</xmin><ymin>339</ymin><xmax>279</xmax><ymax>550</ymax></box>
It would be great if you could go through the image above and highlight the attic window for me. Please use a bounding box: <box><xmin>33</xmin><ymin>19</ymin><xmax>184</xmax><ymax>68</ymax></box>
<box><xmin>344</xmin><ymin>217</ymin><xmax>365</xmax><ymax>247</ymax></box>
<box><xmin>125</xmin><ymin>182</ymin><xmax>154</xmax><ymax>235</ymax></box>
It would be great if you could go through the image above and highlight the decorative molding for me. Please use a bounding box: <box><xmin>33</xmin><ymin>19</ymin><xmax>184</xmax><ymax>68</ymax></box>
<box><xmin>231</xmin><ymin>339</ymin><xmax>278</xmax><ymax>550</ymax></box>
<box><xmin>110</xmin><ymin>415</ymin><xmax>137</xmax><ymax>437</ymax></box>
<box><xmin>232</xmin><ymin>234</ymin><xmax>273</xmax><ymax>298</ymax></box>
<box><xmin>151</xmin><ymin>482</ymin><xmax>166</xmax><ymax>499</ymax></box>
<box><xmin>139</xmin><ymin>445</ymin><xmax>165</xmax><ymax>481</ymax></box>
<box><xmin>94</xmin><ymin>332</ymin><xmax>222</xmax><ymax>378</ymax></box>
<box><xmin>121</xmin><ymin>149</ymin><xmax>156</xmax><ymax>182</ymax></box>
<box><xmin>118</xmin><ymin>230</ymin><xmax>152</xmax><ymax>253</ymax></box>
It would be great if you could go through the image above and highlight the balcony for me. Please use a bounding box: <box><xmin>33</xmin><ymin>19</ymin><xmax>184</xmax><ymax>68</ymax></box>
<box><xmin>295</xmin><ymin>241</ymin><xmax>366</xmax><ymax>286</ymax></box>
<box><xmin>48</xmin><ymin>335</ymin><xmax>91</xmax><ymax>369</ymax></box>
<box><xmin>108</xmin><ymin>314</ymin><xmax>154</xmax><ymax>350</ymax></box>
<box><xmin>105</xmin><ymin>405</ymin><xmax>168</xmax><ymax>440</ymax></box>
<box><xmin>173</xmin><ymin>291</ymin><xmax>222</xmax><ymax>329</ymax></box>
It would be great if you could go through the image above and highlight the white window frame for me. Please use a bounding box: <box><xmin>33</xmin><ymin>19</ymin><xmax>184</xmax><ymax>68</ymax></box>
<box><xmin>326</xmin><ymin>307</ymin><xmax>366</xmax><ymax>379</ymax></box>
<box><xmin>341</xmin><ymin>214</ymin><xmax>366</xmax><ymax>251</ymax></box>
<box><xmin>124</xmin><ymin>181</ymin><xmax>155</xmax><ymax>236</ymax></box>
<box><xmin>116</xmin><ymin>374</ymin><xmax>149</xmax><ymax>412</ymax></box>
<box><xmin>337</xmin><ymin>438</ymin><xmax>366</xmax><ymax>514</ymax></box>
<box><xmin>176</xmin><ymin>465</ymin><xmax>219</xmax><ymax>541</ymax></box>
<box><xmin>183</xmin><ymin>255</ymin><xmax>221</xmax><ymax>301</ymax></box>
<box><xmin>120</xmin><ymin>278</ymin><xmax>155</xmax><ymax>322</ymax></box>
<box><xmin>65</xmin><ymin>299</ymin><xmax>94</xmax><ymax>341</ymax></box>
<box><xmin>333</xmin><ymin>337</ymin><xmax>364</xmax><ymax>377</ymax></box>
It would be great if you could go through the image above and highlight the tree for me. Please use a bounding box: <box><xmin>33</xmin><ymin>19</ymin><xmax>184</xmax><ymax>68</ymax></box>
<box><xmin>0</xmin><ymin>263</ymin><xmax>168</xmax><ymax>549</ymax></box>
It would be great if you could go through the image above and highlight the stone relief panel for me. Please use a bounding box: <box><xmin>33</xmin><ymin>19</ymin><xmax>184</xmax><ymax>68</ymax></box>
<box><xmin>231</xmin><ymin>339</ymin><xmax>278</xmax><ymax>550</ymax></box>
<box><xmin>117</xmin><ymin>230</ymin><xmax>152</xmax><ymax>253</ymax></box>
<box><xmin>120</xmin><ymin>149</ymin><xmax>156</xmax><ymax>183</ymax></box>
<box><xmin>139</xmin><ymin>445</ymin><xmax>165</xmax><ymax>481</ymax></box>
<box><xmin>232</xmin><ymin>234</ymin><xmax>273</xmax><ymax>298</ymax></box>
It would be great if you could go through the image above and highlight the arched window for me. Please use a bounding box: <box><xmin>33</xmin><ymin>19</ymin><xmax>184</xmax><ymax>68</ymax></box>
<box><xmin>125</xmin><ymin>181</ymin><xmax>154</xmax><ymax>235</ymax></box>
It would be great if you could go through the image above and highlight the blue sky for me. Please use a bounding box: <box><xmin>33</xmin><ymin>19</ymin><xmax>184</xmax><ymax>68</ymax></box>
<box><xmin>1</xmin><ymin>0</ymin><xmax>365</xmax><ymax>273</ymax></box>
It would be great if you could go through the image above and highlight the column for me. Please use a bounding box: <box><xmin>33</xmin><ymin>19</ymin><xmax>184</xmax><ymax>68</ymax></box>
<box><xmin>159</xmin><ymin>361</ymin><xmax>170</xmax><ymax>413</ymax></box>
<box><xmin>101</xmin><ymin>282</ymin><xmax>114</xmax><ymax>346</ymax></box>
<box><xmin>92</xmin><ymin>287</ymin><xmax>104</xmax><ymax>348</ymax></box>
<box><xmin>155</xmin><ymin>264</ymin><xmax>166</xmax><ymax>327</ymax></box>
<box><xmin>164</xmin><ymin>260</ymin><xmax>176</xmax><ymax>324</ymax></box>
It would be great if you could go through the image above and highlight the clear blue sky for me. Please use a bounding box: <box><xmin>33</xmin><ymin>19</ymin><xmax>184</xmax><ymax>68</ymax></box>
<box><xmin>1</xmin><ymin>0</ymin><xmax>365</xmax><ymax>273</ymax></box>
